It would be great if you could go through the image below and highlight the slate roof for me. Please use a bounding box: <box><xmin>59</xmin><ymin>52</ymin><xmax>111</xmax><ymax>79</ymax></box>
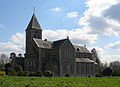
<box><xmin>26</xmin><ymin>14</ymin><xmax>42</xmax><ymax>30</ymax></box>
<box><xmin>52</xmin><ymin>39</ymin><xmax>67</xmax><ymax>48</ymax></box>
<box><xmin>33</xmin><ymin>38</ymin><xmax>53</xmax><ymax>49</ymax></box>
<box><xmin>33</xmin><ymin>38</ymin><xmax>68</xmax><ymax>49</ymax></box>
<box><xmin>74</xmin><ymin>45</ymin><xmax>90</xmax><ymax>53</ymax></box>
<box><xmin>76</xmin><ymin>58</ymin><xmax>94</xmax><ymax>63</ymax></box>
<box><xmin>33</xmin><ymin>38</ymin><xmax>91</xmax><ymax>53</ymax></box>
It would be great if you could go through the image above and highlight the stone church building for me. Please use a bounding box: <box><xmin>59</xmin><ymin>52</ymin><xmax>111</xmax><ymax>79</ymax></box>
<box><xmin>23</xmin><ymin>14</ymin><xmax>100</xmax><ymax>76</ymax></box>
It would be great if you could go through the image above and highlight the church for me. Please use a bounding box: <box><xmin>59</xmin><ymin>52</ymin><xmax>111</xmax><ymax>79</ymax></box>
<box><xmin>23</xmin><ymin>13</ymin><xmax>100</xmax><ymax>76</ymax></box>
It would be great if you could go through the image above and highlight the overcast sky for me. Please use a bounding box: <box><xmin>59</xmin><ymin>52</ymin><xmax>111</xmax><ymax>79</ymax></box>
<box><xmin>0</xmin><ymin>0</ymin><xmax>120</xmax><ymax>63</ymax></box>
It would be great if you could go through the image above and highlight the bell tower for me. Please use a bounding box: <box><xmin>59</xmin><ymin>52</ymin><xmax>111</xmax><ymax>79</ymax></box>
<box><xmin>25</xmin><ymin>14</ymin><xmax>42</xmax><ymax>53</ymax></box>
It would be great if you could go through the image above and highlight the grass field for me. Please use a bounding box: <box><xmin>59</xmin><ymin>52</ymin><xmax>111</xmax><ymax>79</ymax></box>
<box><xmin>0</xmin><ymin>76</ymin><xmax>120</xmax><ymax>87</ymax></box>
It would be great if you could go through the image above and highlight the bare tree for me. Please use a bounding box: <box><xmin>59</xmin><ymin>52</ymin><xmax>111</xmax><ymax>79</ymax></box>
<box><xmin>91</xmin><ymin>48</ymin><xmax>101</xmax><ymax>64</ymax></box>
<box><xmin>109</xmin><ymin>61</ymin><xmax>120</xmax><ymax>69</ymax></box>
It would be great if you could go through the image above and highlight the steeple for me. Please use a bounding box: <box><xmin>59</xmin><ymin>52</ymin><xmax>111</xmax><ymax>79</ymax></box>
<box><xmin>25</xmin><ymin>13</ymin><xmax>42</xmax><ymax>53</ymax></box>
<box><xmin>26</xmin><ymin>14</ymin><xmax>42</xmax><ymax>30</ymax></box>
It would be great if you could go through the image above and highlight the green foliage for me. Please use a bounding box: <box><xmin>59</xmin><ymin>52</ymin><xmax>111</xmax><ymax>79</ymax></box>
<box><xmin>112</xmin><ymin>69</ymin><xmax>120</xmax><ymax>76</ymax></box>
<box><xmin>14</xmin><ymin>65</ymin><xmax>23</xmax><ymax>72</ymax></box>
<box><xmin>17</xmin><ymin>71</ymin><xmax>25</xmax><ymax>76</ymax></box>
<box><xmin>24</xmin><ymin>84</ymin><xmax>30</xmax><ymax>87</ymax></box>
<box><xmin>4</xmin><ymin>63</ymin><xmax>11</xmax><ymax>75</ymax></box>
<box><xmin>95</xmin><ymin>73</ymin><xmax>103</xmax><ymax>77</ymax></box>
<box><xmin>0</xmin><ymin>76</ymin><xmax>120</xmax><ymax>87</ymax></box>
<box><xmin>35</xmin><ymin>71</ymin><xmax>42</xmax><ymax>77</ymax></box>
<box><xmin>11</xmin><ymin>70</ymin><xmax>17</xmax><ymax>76</ymax></box>
<box><xmin>44</xmin><ymin>71</ymin><xmax>54</xmax><ymax>77</ymax></box>
<box><xmin>102</xmin><ymin>67</ymin><xmax>113</xmax><ymax>76</ymax></box>
<box><xmin>64</xmin><ymin>72</ymin><xmax>70</xmax><ymax>77</ymax></box>
<box><xmin>0</xmin><ymin>64</ymin><xmax>4</xmax><ymax>71</ymax></box>
<box><xmin>28</xmin><ymin>72</ymin><xmax>36</xmax><ymax>77</ymax></box>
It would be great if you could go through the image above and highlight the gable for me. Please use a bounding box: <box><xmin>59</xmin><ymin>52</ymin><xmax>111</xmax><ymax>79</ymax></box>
<box><xmin>53</xmin><ymin>39</ymin><xmax>67</xmax><ymax>48</ymax></box>
<box><xmin>61</xmin><ymin>39</ymin><xmax>74</xmax><ymax>50</ymax></box>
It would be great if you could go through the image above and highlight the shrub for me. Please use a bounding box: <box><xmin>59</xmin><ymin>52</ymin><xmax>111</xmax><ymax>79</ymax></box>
<box><xmin>0</xmin><ymin>72</ymin><xmax>5</xmax><ymax>76</ymax></box>
<box><xmin>44</xmin><ymin>71</ymin><xmax>54</xmax><ymax>77</ymax></box>
<box><xmin>5</xmin><ymin>63</ymin><xmax>11</xmax><ymax>75</ymax></box>
<box><xmin>64</xmin><ymin>73</ymin><xmax>70</xmax><ymax>77</ymax></box>
<box><xmin>14</xmin><ymin>65</ymin><xmax>23</xmax><ymax>73</ymax></box>
<box><xmin>17</xmin><ymin>71</ymin><xmax>25</xmax><ymax>76</ymax></box>
<box><xmin>112</xmin><ymin>69</ymin><xmax>120</xmax><ymax>76</ymax></box>
<box><xmin>102</xmin><ymin>67</ymin><xmax>113</xmax><ymax>76</ymax></box>
<box><xmin>36</xmin><ymin>71</ymin><xmax>42</xmax><ymax>77</ymax></box>
<box><xmin>11</xmin><ymin>70</ymin><xmax>17</xmax><ymax>76</ymax></box>
<box><xmin>28</xmin><ymin>72</ymin><xmax>36</xmax><ymax>77</ymax></box>
<box><xmin>95</xmin><ymin>73</ymin><xmax>103</xmax><ymax>77</ymax></box>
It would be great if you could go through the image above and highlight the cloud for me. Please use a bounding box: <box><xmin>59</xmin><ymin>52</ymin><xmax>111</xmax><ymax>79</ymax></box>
<box><xmin>10</xmin><ymin>33</ymin><xmax>25</xmax><ymax>45</ymax></box>
<box><xmin>0</xmin><ymin>42</ymin><xmax>23</xmax><ymax>52</ymax></box>
<box><xmin>105</xmin><ymin>41</ymin><xmax>120</xmax><ymax>51</ymax></box>
<box><xmin>79</xmin><ymin>0</ymin><xmax>120</xmax><ymax>36</ymax></box>
<box><xmin>101</xmin><ymin>54</ymin><xmax>120</xmax><ymax>63</ymax></box>
<box><xmin>89</xmin><ymin>46</ymin><xmax>105</xmax><ymax>54</ymax></box>
<box><xmin>51</xmin><ymin>7</ymin><xmax>61</xmax><ymax>11</ymax></box>
<box><xmin>43</xmin><ymin>29</ymin><xmax>97</xmax><ymax>45</ymax></box>
<box><xmin>0</xmin><ymin>28</ymin><xmax>98</xmax><ymax>56</ymax></box>
<box><xmin>67</xmin><ymin>11</ymin><xmax>78</xmax><ymax>18</ymax></box>
<box><xmin>103</xmin><ymin>3</ymin><xmax>120</xmax><ymax>22</ymax></box>
<box><xmin>0</xmin><ymin>32</ymin><xmax>25</xmax><ymax>56</ymax></box>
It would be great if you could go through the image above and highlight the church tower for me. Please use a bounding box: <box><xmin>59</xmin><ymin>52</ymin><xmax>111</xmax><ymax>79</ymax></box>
<box><xmin>25</xmin><ymin>14</ymin><xmax>42</xmax><ymax>53</ymax></box>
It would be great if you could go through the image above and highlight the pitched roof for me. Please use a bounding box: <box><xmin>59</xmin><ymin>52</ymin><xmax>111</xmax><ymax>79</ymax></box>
<box><xmin>53</xmin><ymin>39</ymin><xmax>68</xmax><ymax>48</ymax></box>
<box><xmin>33</xmin><ymin>38</ymin><xmax>69</xmax><ymax>49</ymax></box>
<box><xmin>33</xmin><ymin>38</ymin><xmax>52</xmax><ymax>49</ymax></box>
<box><xmin>74</xmin><ymin>45</ymin><xmax>90</xmax><ymax>53</ymax></box>
<box><xmin>26</xmin><ymin>14</ymin><xmax>42</xmax><ymax>30</ymax></box>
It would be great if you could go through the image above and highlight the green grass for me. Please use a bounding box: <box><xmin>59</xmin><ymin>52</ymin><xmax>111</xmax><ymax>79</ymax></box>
<box><xmin>0</xmin><ymin>76</ymin><xmax>120</xmax><ymax>87</ymax></box>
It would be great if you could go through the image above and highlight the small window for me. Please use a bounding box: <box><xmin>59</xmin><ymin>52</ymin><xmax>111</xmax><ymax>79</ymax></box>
<box><xmin>77</xmin><ymin>48</ymin><xmax>80</xmax><ymax>51</ymax></box>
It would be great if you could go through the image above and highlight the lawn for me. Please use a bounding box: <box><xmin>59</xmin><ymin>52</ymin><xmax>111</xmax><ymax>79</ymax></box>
<box><xmin>0</xmin><ymin>76</ymin><xmax>120</xmax><ymax>87</ymax></box>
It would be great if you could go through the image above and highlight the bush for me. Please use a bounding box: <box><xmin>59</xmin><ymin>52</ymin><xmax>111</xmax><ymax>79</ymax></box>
<box><xmin>36</xmin><ymin>71</ymin><xmax>42</xmax><ymax>77</ymax></box>
<box><xmin>17</xmin><ymin>71</ymin><xmax>25</xmax><ymax>76</ymax></box>
<box><xmin>112</xmin><ymin>69</ymin><xmax>120</xmax><ymax>76</ymax></box>
<box><xmin>44</xmin><ymin>71</ymin><xmax>54</xmax><ymax>77</ymax></box>
<box><xmin>11</xmin><ymin>70</ymin><xmax>17</xmax><ymax>76</ymax></box>
<box><xmin>14</xmin><ymin>65</ymin><xmax>23</xmax><ymax>72</ymax></box>
<box><xmin>5</xmin><ymin>63</ymin><xmax>11</xmax><ymax>75</ymax></box>
<box><xmin>64</xmin><ymin>73</ymin><xmax>70</xmax><ymax>77</ymax></box>
<box><xmin>102</xmin><ymin>67</ymin><xmax>113</xmax><ymax>76</ymax></box>
<box><xmin>28</xmin><ymin>72</ymin><xmax>36</xmax><ymax>77</ymax></box>
<box><xmin>95</xmin><ymin>73</ymin><xmax>103</xmax><ymax>77</ymax></box>
<box><xmin>0</xmin><ymin>72</ymin><xmax>5</xmax><ymax>76</ymax></box>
